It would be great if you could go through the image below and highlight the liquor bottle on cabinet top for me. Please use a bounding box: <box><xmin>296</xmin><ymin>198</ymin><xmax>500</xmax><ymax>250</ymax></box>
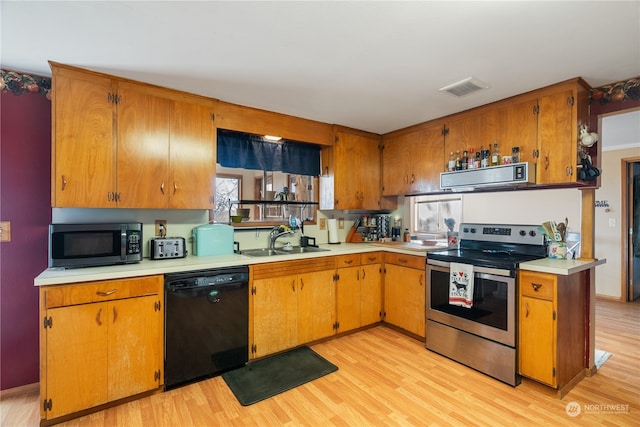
<box><xmin>512</xmin><ymin>146</ymin><xmax>521</xmax><ymax>163</ymax></box>
<box><xmin>455</xmin><ymin>150</ymin><xmax>461</xmax><ymax>170</ymax></box>
<box><xmin>490</xmin><ymin>142</ymin><xmax>500</xmax><ymax>166</ymax></box>
<box><xmin>447</xmin><ymin>152</ymin><xmax>455</xmax><ymax>172</ymax></box>
<box><xmin>461</xmin><ymin>150</ymin><xmax>468</xmax><ymax>170</ymax></box>
<box><xmin>467</xmin><ymin>148</ymin><xmax>476</xmax><ymax>169</ymax></box>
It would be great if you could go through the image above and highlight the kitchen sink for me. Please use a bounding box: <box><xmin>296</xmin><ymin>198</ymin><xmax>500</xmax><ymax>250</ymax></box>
<box><xmin>242</xmin><ymin>246</ymin><xmax>329</xmax><ymax>257</ymax></box>
<box><xmin>241</xmin><ymin>248</ymin><xmax>290</xmax><ymax>257</ymax></box>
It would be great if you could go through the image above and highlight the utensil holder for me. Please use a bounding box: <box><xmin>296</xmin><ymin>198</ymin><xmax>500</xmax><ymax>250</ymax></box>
<box><xmin>548</xmin><ymin>242</ymin><xmax>567</xmax><ymax>259</ymax></box>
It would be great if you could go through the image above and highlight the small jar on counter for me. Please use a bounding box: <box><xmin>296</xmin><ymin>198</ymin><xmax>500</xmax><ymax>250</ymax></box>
<box><xmin>403</xmin><ymin>229</ymin><xmax>411</xmax><ymax>242</ymax></box>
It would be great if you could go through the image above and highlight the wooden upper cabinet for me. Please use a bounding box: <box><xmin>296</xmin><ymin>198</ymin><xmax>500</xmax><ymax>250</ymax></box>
<box><xmin>116</xmin><ymin>82</ymin><xmax>171</xmax><ymax>208</ymax></box>
<box><xmin>382</xmin><ymin>122</ymin><xmax>445</xmax><ymax>196</ymax></box>
<box><xmin>320</xmin><ymin>127</ymin><xmax>382</xmax><ymax>210</ymax></box>
<box><xmin>168</xmin><ymin>99</ymin><xmax>216</xmax><ymax>209</ymax></box>
<box><xmin>444</xmin><ymin>111</ymin><xmax>487</xmax><ymax>161</ymax></box>
<box><xmin>536</xmin><ymin>80</ymin><xmax>589</xmax><ymax>185</ymax></box>
<box><xmin>490</xmin><ymin>98</ymin><xmax>538</xmax><ymax>166</ymax></box>
<box><xmin>51</xmin><ymin>66</ymin><xmax>116</xmax><ymax>207</ymax></box>
<box><xmin>50</xmin><ymin>62</ymin><xmax>217</xmax><ymax>209</ymax></box>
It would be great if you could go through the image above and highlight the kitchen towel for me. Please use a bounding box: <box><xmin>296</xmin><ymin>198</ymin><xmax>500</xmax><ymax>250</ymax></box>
<box><xmin>328</xmin><ymin>218</ymin><xmax>340</xmax><ymax>244</ymax></box>
<box><xmin>449</xmin><ymin>262</ymin><xmax>474</xmax><ymax>308</ymax></box>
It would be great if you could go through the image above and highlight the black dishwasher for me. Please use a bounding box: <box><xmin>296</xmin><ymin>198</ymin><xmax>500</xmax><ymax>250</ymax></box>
<box><xmin>164</xmin><ymin>266</ymin><xmax>249</xmax><ymax>390</ymax></box>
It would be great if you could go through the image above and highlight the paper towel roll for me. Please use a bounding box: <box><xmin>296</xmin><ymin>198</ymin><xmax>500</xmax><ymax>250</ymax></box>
<box><xmin>327</xmin><ymin>218</ymin><xmax>340</xmax><ymax>244</ymax></box>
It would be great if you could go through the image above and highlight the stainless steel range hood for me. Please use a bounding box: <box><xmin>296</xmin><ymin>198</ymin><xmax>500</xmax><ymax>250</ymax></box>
<box><xmin>440</xmin><ymin>162</ymin><xmax>535</xmax><ymax>191</ymax></box>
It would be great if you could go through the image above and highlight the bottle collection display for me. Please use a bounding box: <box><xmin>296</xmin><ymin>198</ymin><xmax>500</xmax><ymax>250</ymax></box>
<box><xmin>446</xmin><ymin>142</ymin><xmax>522</xmax><ymax>172</ymax></box>
<box><xmin>359</xmin><ymin>215</ymin><xmax>390</xmax><ymax>242</ymax></box>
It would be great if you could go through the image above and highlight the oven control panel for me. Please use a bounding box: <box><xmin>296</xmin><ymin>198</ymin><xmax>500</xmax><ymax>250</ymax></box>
<box><xmin>458</xmin><ymin>223</ymin><xmax>544</xmax><ymax>245</ymax></box>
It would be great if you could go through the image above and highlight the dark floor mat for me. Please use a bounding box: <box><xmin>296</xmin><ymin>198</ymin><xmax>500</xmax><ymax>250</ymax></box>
<box><xmin>222</xmin><ymin>346</ymin><xmax>338</xmax><ymax>406</ymax></box>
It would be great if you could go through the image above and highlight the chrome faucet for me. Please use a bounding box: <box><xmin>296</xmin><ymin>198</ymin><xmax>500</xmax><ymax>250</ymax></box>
<box><xmin>269</xmin><ymin>226</ymin><xmax>296</xmax><ymax>250</ymax></box>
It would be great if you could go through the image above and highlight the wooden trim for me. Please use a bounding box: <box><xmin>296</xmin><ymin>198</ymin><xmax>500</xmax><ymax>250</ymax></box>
<box><xmin>215</xmin><ymin>100</ymin><xmax>333</xmax><ymax>146</ymax></box>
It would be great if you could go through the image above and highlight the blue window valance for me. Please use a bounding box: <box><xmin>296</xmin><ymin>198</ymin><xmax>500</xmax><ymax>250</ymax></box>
<box><xmin>217</xmin><ymin>129</ymin><xmax>321</xmax><ymax>176</ymax></box>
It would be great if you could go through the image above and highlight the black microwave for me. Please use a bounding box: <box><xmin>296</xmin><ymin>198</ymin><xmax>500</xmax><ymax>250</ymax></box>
<box><xmin>49</xmin><ymin>223</ymin><xmax>143</xmax><ymax>268</ymax></box>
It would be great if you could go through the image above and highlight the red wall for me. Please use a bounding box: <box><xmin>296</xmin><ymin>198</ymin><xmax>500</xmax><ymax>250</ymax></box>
<box><xmin>0</xmin><ymin>89</ymin><xmax>51</xmax><ymax>390</ymax></box>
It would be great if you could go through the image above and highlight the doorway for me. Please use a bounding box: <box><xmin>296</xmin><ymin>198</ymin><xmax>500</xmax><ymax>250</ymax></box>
<box><xmin>625</xmin><ymin>160</ymin><xmax>640</xmax><ymax>301</ymax></box>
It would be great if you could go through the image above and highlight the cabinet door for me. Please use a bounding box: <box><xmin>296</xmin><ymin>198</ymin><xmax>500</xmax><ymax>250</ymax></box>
<box><xmin>381</xmin><ymin>133</ymin><xmax>411</xmax><ymax>195</ymax></box>
<box><xmin>404</xmin><ymin>267</ymin><xmax>425</xmax><ymax>338</ymax></box>
<box><xmin>336</xmin><ymin>266</ymin><xmax>361</xmax><ymax>333</ymax></box>
<box><xmin>444</xmin><ymin>112</ymin><xmax>487</xmax><ymax>161</ymax></box>
<box><xmin>45</xmin><ymin>303</ymin><xmax>109</xmax><ymax>418</ymax></box>
<box><xmin>383</xmin><ymin>264</ymin><xmax>405</xmax><ymax>329</ymax></box>
<box><xmin>297</xmin><ymin>270</ymin><xmax>336</xmax><ymax>343</ymax></box>
<box><xmin>409</xmin><ymin>124</ymin><xmax>446</xmax><ymax>194</ymax></box>
<box><xmin>334</xmin><ymin>130</ymin><xmax>380</xmax><ymax>210</ymax></box>
<box><xmin>519</xmin><ymin>295</ymin><xmax>556</xmax><ymax>386</ymax></box>
<box><xmin>116</xmin><ymin>82</ymin><xmax>171</xmax><ymax>208</ymax></box>
<box><xmin>169</xmin><ymin>100</ymin><xmax>216</xmax><ymax>209</ymax></box>
<box><xmin>488</xmin><ymin>99</ymin><xmax>538</xmax><ymax>165</ymax></box>
<box><xmin>107</xmin><ymin>295</ymin><xmax>162</xmax><ymax>401</ymax></box>
<box><xmin>360</xmin><ymin>263</ymin><xmax>383</xmax><ymax>326</ymax></box>
<box><xmin>252</xmin><ymin>275</ymin><xmax>298</xmax><ymax>358</ymax></box>
<box><xmin>52</xmin><ymin>69</ymin><xmax>115</xmax><ymax>207</ymax></box>
<box><xmin>384</xmin><ymin>264</ymin><xmax>425</xmax><ymax>337</ymax></box>
<box><xmin>537</xmin><ymin>89</ymin><xmax>575</xmax><ymax>184</ymax></box>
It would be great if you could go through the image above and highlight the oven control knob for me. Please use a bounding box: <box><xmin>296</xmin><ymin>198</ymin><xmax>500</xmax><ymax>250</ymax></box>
<box><xmin>519</xmin><ymin>230</ymin><xmax>526</xmax><ymax>236</ymax></box>
<box><xmin>469</xmin><ymin>228</ymin><xmax>476</xmax><ymax>233</ymax></box>
<box><xmin>529</xmin><ymin>230</ymin><xmax>537</xmax><ymax>237</ymax></box>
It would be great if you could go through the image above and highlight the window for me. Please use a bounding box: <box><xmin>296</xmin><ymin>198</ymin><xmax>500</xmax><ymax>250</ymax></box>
<box><xmin>411</xmin><ymin>196</ymin><xmax>462</xmax><ymax>235</ymax></box>
<box><xmin>213</xmin><ymin>174</ymin><xmax>242</xmax><ymax>224</ymax></box>
<box><xmin>215</xmin><ymin>129</ymin><xmax>320</xmax><ymax>226</ymax></box>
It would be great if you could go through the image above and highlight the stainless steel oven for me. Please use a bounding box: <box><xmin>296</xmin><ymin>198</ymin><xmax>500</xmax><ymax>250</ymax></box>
<box><xmin>426</xmin><ymin>223</ymin><xmax>546</xmax><ymax>386</ymax></box>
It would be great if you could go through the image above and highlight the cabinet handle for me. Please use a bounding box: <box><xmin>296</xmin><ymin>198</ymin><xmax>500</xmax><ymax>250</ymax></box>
<box><xmin>61</xmin><ymin>175</ymin><xmax>67</xmax><ymax>191</ymax></box>
<box><xmin>525</xmin><ymin>302</ymin><xmax>530</xmax><ymax>318</ymax></box>
<box><xmin>173</xmin><ymin>182</ymin><xmax>178</xmax><ymax>195</ymax></box>
<box><xmin>399</xmin><ymin>258</ymin><xmax>407</xmax><ymax>264</ymax></box>
<box><xmin>160</xmin><ymin>182</ymin><xmax>165</xmax><ymax>195</ymax></box>
<box><xmin>344</xmin><ymin>259</ymin><xmax>353</xmax><ymax>265</ymax></box>
<box><xmin>96</xmin><ymin>308</ymin><xmax>102</xmax><ymax>326</ymax></box>
<box><xmin>292</xmin><ymin>279</ymin><xmax>296</xmax><ymax>292</ymax></box>
<box><xmin>300</xmin><ymin>278</ymin><xmax>304</xmax><ymax>290</ymax></box>
<box><xmin>411</xmin><ymin>174</ymin><xmax>415</xmax><ymax>184</ymax></box>
<box><xmin>367</xmin><ymin>256</ymin><xmax>377</xmax><ymax>262</ymax></box>
<box><xmin>418</xmin><ymin>274</ymin><xmax>423</xmax><ymax>286</ymax></box>
<box><xmin>361</xmin><ymin>269</ymin><xmax>366</xmax><ymax>280</ymax></box>
<box><xmin>113</xmin><ymin>307</ymin><xmax>118</xmax><ymax>323</ymax></box>
<box><xmin>531</xmin><ymin>283</ymin><xmax>542</xmax><ymax>292</ymax></box>
<box><xmin>96</xmin><ymin>289</ymin><xmax>117</xmax><ymax>297</ymax></box>
<box><xmin>544</xmin><ymin>156</ymin><xmax>549</xmax><ymax>170</ymax></box>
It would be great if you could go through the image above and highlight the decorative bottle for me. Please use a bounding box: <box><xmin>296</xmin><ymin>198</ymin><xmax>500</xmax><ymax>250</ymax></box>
<box><xmin>511</xmin><ymin>146</ymin><xmax>521</xmax><ymax>163</ymax></box>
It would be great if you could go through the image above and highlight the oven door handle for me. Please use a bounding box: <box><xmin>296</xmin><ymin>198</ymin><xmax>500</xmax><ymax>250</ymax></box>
<box><xmin>427</xmin><ymin>259</ymin><xmax>512</xmax><ymax>277</ymax></box>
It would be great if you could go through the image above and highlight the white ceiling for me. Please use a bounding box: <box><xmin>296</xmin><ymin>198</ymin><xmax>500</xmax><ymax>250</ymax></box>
<box><xmin>2</xmin><ymin>1</ymin><xmax>639</xmax><ymax>144</ymax></box>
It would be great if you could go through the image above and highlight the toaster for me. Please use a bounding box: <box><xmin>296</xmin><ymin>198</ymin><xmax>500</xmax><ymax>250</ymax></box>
<box><xmin>150</xmin><ymin>237</ymin><xmax>187</xmax><ymax>260</ymax></box>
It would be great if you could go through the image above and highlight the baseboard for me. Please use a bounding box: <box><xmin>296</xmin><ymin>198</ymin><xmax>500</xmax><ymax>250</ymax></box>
<box><xmin>0</xmin><ymin>382</ymin><xmax>39</xmax><ymax>398</ymax></box>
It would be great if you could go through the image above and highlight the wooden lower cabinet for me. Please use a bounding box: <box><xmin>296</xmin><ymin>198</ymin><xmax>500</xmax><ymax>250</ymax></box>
<box><xmin>40</xmin><ymin>276</ymin><xmax>163</xmax><ymax>422</ymax></box>
<box><xmin>335</xmin><ymin>252</ymin><xmax>383</xmax><ymax>334</ymax></box>
<box><xmin>383</xmin><ymin>253</ymin><xmax>426</xmax><ymax>338</ymax></box>
<box><xmin>519</xmin><ymin>270</ymin><xmax>586</xmax><ymax>396</ymax></box>
<box><xmin>250</xmin><ymin>258</ymin><xmax>336</xmax><ymax>359</ymax></box>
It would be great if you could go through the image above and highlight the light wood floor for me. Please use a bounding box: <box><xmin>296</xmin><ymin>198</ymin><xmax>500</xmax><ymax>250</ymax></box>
<box><xmin>2</xmin><ymin>298</ymin><xmax>639</xmax><ymax>426</ymax></box>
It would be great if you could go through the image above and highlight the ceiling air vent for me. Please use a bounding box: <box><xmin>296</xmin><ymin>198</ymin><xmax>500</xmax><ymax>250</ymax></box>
<box><xmin>439</xmin><ymin>77</ymin><xmax>489</xmax><ymax>97</ymax></box>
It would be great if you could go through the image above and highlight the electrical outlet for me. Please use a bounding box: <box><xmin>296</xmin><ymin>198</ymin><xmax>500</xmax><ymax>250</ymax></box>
<box><xmin>338</xmin><ymin>218</ymin><xmax>344</xmax><ymax>229</ymax></box>
<box><xmin>155</xmin><ymin>220</ymin><xmax>167</xmax><ymax>236</ymax></box>
<box><xmin>319</xmin><ymin>218</ymin><xmax>327</xmax><ymax>230</ymax></box>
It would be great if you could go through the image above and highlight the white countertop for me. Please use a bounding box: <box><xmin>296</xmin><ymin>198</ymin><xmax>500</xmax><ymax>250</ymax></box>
<box><xmin>34</xmin><ymin>242</ymin><xmax>442</xmax><ymax>286</ymax></box>
<box><xmin>519</xmin><ymin>257</ymin><xmax>606</xmax><ymax>275</ymax></box>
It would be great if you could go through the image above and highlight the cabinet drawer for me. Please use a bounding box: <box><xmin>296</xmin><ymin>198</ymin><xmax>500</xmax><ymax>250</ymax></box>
<box><xmin>44</xmin><ymin>275</ymin><xmax>163</xmax><ymax>308</ymax></box>
<box><xmin>336</xmin><ymin>254</ymin><xmax>361</xmax><ymax>268</ymax></box>
<box><xmin>384</xmin><ymin>252</ymin><xmax>425</xmax><ymax>270</ymax></box>
<box><xmin>520</xmin><ymin>271</ymin><xmax>556</xmax><ymax>300</ymax></box>
<box><xmin>361</xmin><ymin>251</ymin><xmax>383</xmax><ymax>265</ymax></box>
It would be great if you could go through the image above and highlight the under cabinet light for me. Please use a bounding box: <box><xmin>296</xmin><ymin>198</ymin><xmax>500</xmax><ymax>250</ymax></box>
<box><xmin>264</xmin><ymin>135</ymin><xmax>283</xmax><ymax>142</ymax></box>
